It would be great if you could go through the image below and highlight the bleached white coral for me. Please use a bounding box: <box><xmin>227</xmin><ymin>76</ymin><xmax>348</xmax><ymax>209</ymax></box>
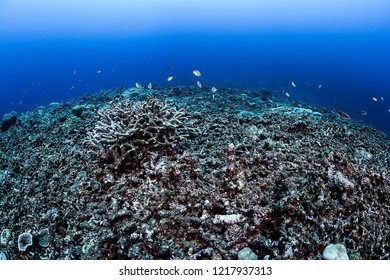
<box><xmin>213</xmin><ymin>214</ymin><xmax>244</xmax><ymax>225</ymax></box>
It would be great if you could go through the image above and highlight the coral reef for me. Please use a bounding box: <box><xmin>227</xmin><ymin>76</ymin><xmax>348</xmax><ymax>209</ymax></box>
<box><xmin>0</xmin><ymin>86</ymin><xmax>389</xmax><ymax>260</ymax></box>
<box><xmin>85</xmin><ymin>95</ymin><xmax>197</xmax><ymax>170</ymax></box>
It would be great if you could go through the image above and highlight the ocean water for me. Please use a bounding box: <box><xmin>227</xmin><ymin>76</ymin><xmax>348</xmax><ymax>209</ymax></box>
<box><xmin>0</xmin><ymin>2</ymin><xmax>389</xmax><ymax>136</ymax></box>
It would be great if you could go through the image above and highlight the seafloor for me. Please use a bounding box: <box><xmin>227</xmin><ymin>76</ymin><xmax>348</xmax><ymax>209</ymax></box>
<box><xmin>0</xmin><ymin>86</ymin><xmax>389</xmax><ymax>260</ymax></box>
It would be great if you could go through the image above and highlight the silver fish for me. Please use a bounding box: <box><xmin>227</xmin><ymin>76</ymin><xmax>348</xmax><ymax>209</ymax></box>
<box><xmin>211</xmin><ymin>86</ymin><xmax>217</xmax><ymax>93</ymax></box>
<box><xmin>197</xmin><ymin>81</ymin><xmax>202</xmax><ymax>89</ymax></box>
<box><xmin>193</xmin><ymin>70</ymin><xmax>201</xmax><ymax>77</ymax></box>
<box><xmin>291</xmin><ymin>81</ymin><xmax>296</xmax><ymax>87</ymax></box>
<box><xmin>335</xmin><ymin>109</ymin><xmax>351</xmax><ymax>120</ymax></box>
<box><xmin>147</xmin><ymin>83</ymin><xmax>152</xmax><ymax>89</ymax></box>
<box><xmin>355</xmin><ymin>110</ymin><xmax>367</xmax><ymax>116</ymax></box>
<box><xmin>167</xmin><ymin>76</ymin><xmax>173</xmax><ymax>81</ymax></box>
<box><xmin>135</xmin><ymin>82</ymin><xmax>142</xmax><ymax>89</ymax></box>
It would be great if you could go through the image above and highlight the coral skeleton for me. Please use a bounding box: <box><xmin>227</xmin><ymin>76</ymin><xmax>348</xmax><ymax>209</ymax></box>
<box><xmin>86</xmin><ymin>95</ymin><xmax>197</xmax><ymax>168</ymax></box>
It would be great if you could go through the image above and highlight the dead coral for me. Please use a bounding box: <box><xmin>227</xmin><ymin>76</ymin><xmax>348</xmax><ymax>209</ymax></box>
<box><xmin>85</xmin><ymin>95</ymin><xmax>197</xmax><ymax>169</ymax></box>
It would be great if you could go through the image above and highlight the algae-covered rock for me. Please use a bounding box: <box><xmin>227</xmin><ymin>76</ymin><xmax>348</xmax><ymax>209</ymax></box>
<box><xmin>0</xmin><ymin>111</ymin><xmax>18</xmax><ymax>132</ymax></box>
<box><xmin>238</xmin><ymin>247</ymin><xmax>258</xmax><ymax>260</ymax></box>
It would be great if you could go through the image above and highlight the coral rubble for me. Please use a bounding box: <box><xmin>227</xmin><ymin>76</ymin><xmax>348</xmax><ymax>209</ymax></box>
<box><xmin>0</xmin><ymin>86</ymin><xmax>389</xmax><ymax>260</ymax></box>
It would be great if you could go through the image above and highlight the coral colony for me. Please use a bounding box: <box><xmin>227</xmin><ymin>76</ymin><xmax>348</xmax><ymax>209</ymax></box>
<box><xmin>0</xmin><ymin>85</ymin><xmax>389</xmax><ymax>260</ymax></box>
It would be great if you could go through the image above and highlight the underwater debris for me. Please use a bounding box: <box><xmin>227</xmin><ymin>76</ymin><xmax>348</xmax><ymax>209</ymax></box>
<box><xmin>356</xmin><ymin>110</ymin><xmax>367</xmax><ymax>116</ymax></box>
<box><xmin>167</xmin><ymin>76</ymin><xmax>173</xmax><ymax>81</ymax></box>
<box><xmin>193</xmin><ymin>70</ymin><xmax>201</xmax><ymax>77</ymax></box>
<box><xmin>291</xmin><ymin>81</ymin><xmax>296</xmax><ymax>87</ymax></box>
<box><xmin>197</xmin><ymin>81</ymin><xmax>202</xmax><ymax>89</ymax></box>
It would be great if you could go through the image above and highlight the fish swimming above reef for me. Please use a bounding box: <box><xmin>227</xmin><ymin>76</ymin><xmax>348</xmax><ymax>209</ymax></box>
<box><xmin>211</xmin><ymin>86</ymin><xmax>217</xmax><ymax>93</ymax></box>
<box><xmin>147</xmin><ymin>83</ymin><xmax>152</xmax><ymax>89</ymax></box>
<box><xmin>372</xmin><ymin>97</ymin><xmax>378</xmax><ymax>101</ymax></box>
<box><xmin>135</xmin><ymin>82</ymin><xmax>142</xmax><ymax>89</ymax></box>
<box><xmin>291</xmin><ymin>82</ymin><xmax>296</xmax><ymax>88</ymax></box>
<box><xmin>356</xmin><ymin>110</ymin><xmax>367</xmax><ymax>116</ymax></box>
<box><xmin>193</xmin><ymin>70</ymin><xmax>201</xmax><ymax>77</ymax></box>
<box><xmin>197</xmin><ymin>81</ymin><xmax>202</xmax><ymax>89</ymax></box>
<box><xmin>335</xmin><ymin>109</ymin><xmax>351</xmax><ymax>120</ymax></box>
<box><xmin>167</xmin><ymin>76</ymin><xmax>173</xmax><ymax>81</ymax></box>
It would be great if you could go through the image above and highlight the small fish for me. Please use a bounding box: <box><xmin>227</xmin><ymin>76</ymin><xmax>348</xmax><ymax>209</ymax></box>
<box><xmin>135</xmin><ymin>82</ymin><xmax>142</xmax><ymax>89</ymax></box>
<box><xmin>197</xmin><ymin>81</ymin><xmax>202</xmax><ymax>89</ymax></box>
<box><xmin>381</xmin><ymin>96</ymin><xmax>384</xmax><ymax>101</ymax></box>
<box><xmin>193</xmin><ymin>70</ymin><xmax>201</xmax><ymax>77</ymax></box>
<box><xmin>335</xmin><ymin>109</ymin><xmax>351</xmax><ymax>120</ymax></box>
<box><xmin>167</xmin><ymin>76</ymin><xmax>173</xmax><ymax>81</ymax></box>
<box><xmin>388</xmin><ymin>109</ymin><xmax>390</xmax><ymax>113</ymax></box>
<box><xmin>211</xmin><ymin>86</ymin><xmax>217</xmax><ymax>93</ymax></box>
<box><xmin>318</xmin><ymin>84</ymin><xmax>322</xmax><ymax>89</ymax></box>
<box><xmin>285</xmin><ymin>92</ymin><xmax>290</xmax><ymax>97</ymax></box>
<box><xmin>355</xmin><ymin>110</ymin><xmax>367</xmax><ymax>116</ymax></box>
<box><xmin>147</xmin><ymin>83</ymin><xmax>152</xmax><ymax>89</ymax></box>
<box><xmin>96</xmin><ymin>70</ymin><xmax>102</xmax><ymax>74</ymax></box>
<box><xmin>291</xmin><ymin>82</ymin><xmax>296</xmax><ymax>88</ymax></box>
<box><xmin>70</xmin><ymin>86</ymin><xmax>74</xmax><ymax>90</ymax></box>
<box><xmin>73</xmin><ymin>70</ymin><xmax>76</xmax><ymax>75</ymax></box>
<box><xmin>373</xmin><ymin>97</ymin><xmax>378</xmax><ymax>101</ymax></box>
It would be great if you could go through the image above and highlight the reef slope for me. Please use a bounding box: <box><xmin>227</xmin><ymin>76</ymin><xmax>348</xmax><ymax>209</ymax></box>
<box><xmin>0</xmin><ymin>86</ymin><xmax>389</xmax><ymax>260</ymax></box>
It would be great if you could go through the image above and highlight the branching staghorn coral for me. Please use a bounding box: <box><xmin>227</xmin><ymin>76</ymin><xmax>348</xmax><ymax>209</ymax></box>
<box><xmin>86</xmin><ymin>95</ymin><xmax>197</xmax><ymax>168</ymax></box>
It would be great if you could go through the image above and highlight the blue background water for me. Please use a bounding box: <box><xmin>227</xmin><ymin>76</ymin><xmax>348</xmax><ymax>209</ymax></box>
<box><xmin>0</xmin><ymin>1</ymin><xmax>389</xmax><ymax>135</ymax></box>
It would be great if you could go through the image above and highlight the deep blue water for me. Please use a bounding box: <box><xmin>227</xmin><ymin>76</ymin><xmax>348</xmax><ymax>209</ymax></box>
<box><xmin>0</xmin><ymin>31</ymin><xmax>389</xmax><ymax>135</ymax></box>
